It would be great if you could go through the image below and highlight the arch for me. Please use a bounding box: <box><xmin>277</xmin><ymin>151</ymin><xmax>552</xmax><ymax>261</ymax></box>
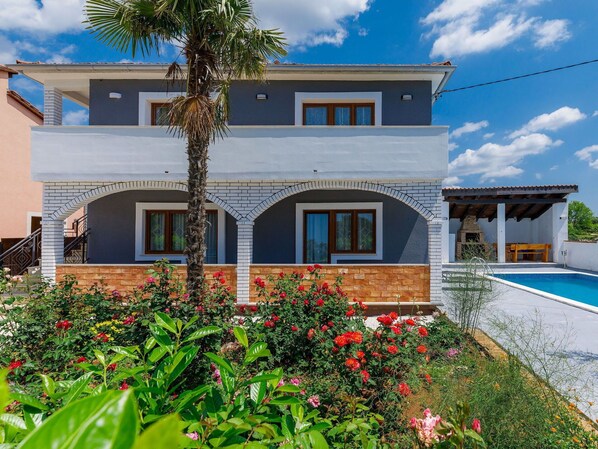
<box><xmin>246</xmin><ymin>180</ymin><xmax>435</xmax><ymax>221</ymax></box>
<box><xmin>50</xmin><ymin>180</ymin><xmax>243</xmax><ymax>220</ymax></box>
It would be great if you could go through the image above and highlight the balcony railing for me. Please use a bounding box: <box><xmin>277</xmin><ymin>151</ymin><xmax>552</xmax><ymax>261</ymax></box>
<box><xmin>31</xmin><ymin>126</ymin><xmax>448</xmax><ymax>182</ymax></box>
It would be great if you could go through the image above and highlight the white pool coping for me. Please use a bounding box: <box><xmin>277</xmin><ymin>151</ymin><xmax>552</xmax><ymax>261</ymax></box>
<box><xmin>488</xmin><ymin>271</ymin><xmax>598</xmax><ymax>315</ymax></box>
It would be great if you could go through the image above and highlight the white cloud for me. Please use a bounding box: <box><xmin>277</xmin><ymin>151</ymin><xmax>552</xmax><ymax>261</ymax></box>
<box><xmin>443</xmin><ymin>176</ymin><xmax>463</xmax><ymax>186</ymax></box>
<box><xmin>253</xmin><ymin>0</ymin><xmax>371</xmax><ymax>47</ymax></box>
<box><xmin>9</xmin><ymin>76</ymin><xmax>41</xmax><ymax>93</ymax></box>
<box><xmin>483</xmin><ymin>133</ymin><xmax>495</xmax><ymax>139</ymax></box>
<box><xmin>421</xmin><ymin>0</ymin><xmax>571</xmax><ymax>58</ymax></box>
<box><xmin>549</xmin><ymin>165</ymin><xmax>558</xmax><ymax>171</ymax></box>
<box><xmin>63</xmin><ymin>109</ymin><xmax>88</xmax><ymax>126</ymax></box>
<box><xmin>0</xmin><ymin>35</ymin><xmax>18</xmax><ymax>65</ymax></box>
<box><xmin>593</xmin><ymin>111</ymin><xmax>598</xmax><ymax>117</ymax></box>
<box><xmin>535</xmin><ymin>172</ymin><xmax>542</xmax><ymax>180</ymax></box>
<box><xmin>448</xmin><ymin>142</ymin><xmax>459</xmax><ymax>152</ymax></box>
<box><xmin>358</xmin><ymin>28</ymin><xmax>368</xmax><ymax>37</ymax></box>
<box><xmin>575</xmin><ymin>145</ymin><xmax>598</xmax><ymax>169</ymax></box>
<box><xmin>509</xmin><ymin>106</ymin><xmax>586</xmax><ymax>138</ymax></box>
<box><xmin>0</xmin><ymin>0</ymin><xmax>85</xmax><ymax>34</ymax></box>
<box><xmin>533</xmin><ymin>19</ymin><xmax>571</xmax><ymax>48</ymax></box>
<box><xmin>450</xmin><ymin>120</ymin><xmax>489</xmax><ymax>138</ymax></box>
<box><xmin>449</xmin><ymin>133</ymin><xmax>561</xmax><ymax>180</ymax></box>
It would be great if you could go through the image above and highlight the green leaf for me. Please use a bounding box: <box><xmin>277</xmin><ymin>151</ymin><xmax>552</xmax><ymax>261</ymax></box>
<box><xmin>17</xmin><ymin>390</ymin><xmax>138</xmax><ymax>449</ymax></box>
<box><xmin>182</xmin><ymin>326</ymin><xmax>221</xmax><ymax>343</ymax></box>
<box><xmin>0</xmin><ymin>370</ymin><xmax>8</xmax><ymax>411</ymax></box>
<box><xmin>182</xmin><ymin>316</ymin><xmax>199</xmax><ymax>330</ymax></box>
<box><xmin>0</xmin><ymin>414</ymin><xmax>26</xmax><ymax>431</ymax></box>
<box><xmin>233</xmin><ymin>327</ymin><xmax>248</xmax><ymax>348</ymax></box>
<box><xmin>165</xmin><ymin>346</ymin><xmax>199</xmax><ymax>388</ymax></box>
<box><xmin>93</xmin><ymin>349</ymin><xmax>106</xmax><ymax>366</ymax></box>
<box><xmin>308</xmin><ymin>430</ymin><xmax>329</xmax><ymax>448</ymax></box>
<box><xmin>63</xmin><ymin>372</ymin><xmax>93</xmax><ymax>406</ymax></box>
<box><xmin>10</xmin><ymin>393</ymin><xmax>47</xmax><ymax>411</ymax></box>
<box><xmin>204</xmin><ymin>353</ymin><xmax>234</xmax><ymax>375</ymax></box>
<box><xmin>250</xmin><ymin>382</ymin><xmax>267</xmax><ymax>406</ymax></box>
<box><xmin>149</xmin><ymin>346</ymin><xmax>168</xmax><ymax>363</ymax></box>
<box><xmin>155</xmin><ymin>312</ymin><xmax>177</xmax><ymax>334</ymax></box>
<box><xmin>144</xmin><ymin>337</ymin><xmax>157</xmax><ymax>353</ymax></box>
<box><xmin>281</xmin><ymin>414</ymin><xmax>295</xmax><ymax>439</ymax></box>
<box><xmin>277</xmin><ymin>385</ymin><xmax>301</xmax><ymax>393</ymax></box>
<box><xmin>133</xmin><ymin>414</ymin><xmax>181</xmax><ymax>449</ymax></box>
<box><xmin>269</xmin><ymin>396</ymin><xmax>301</xmax><ymax>406</ymax></box>
<box><xmin>39</xmin><ymin>375</ymin><xmax>55</xmax><ymax>398</ymax></box>
<box><xmin>23</xmin><ymin>411</ymin><xmax>43</xmax><ymax>432</ymax></box>
<box><xmin>174</xmin><ymin>385</ymin><xmax>210</xmax><ymax>413</ymax></box>
<box><xmin>149</xmin><ymin>324</ymin><xmax>173</xmax><ymax>348</ymax></box>
<box><xmin>245</xmin><ymin>374</ymin><xmax>279</xmax><ymax>385</ymax></box>
<box><xmin>244</xmin><ymin>342</ymin><xmax>271</xmax><ymax>365</ymax></box>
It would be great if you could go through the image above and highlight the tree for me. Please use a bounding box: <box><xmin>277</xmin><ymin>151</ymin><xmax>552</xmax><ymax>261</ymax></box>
<box><xmin>568</xmin><ymin>200</ymin><xmax>595</xmax><ymax>231</ymax></box>
<box><xmin>85</xmin><ymin>0</ymin><xmax>286</xmax><ymax>299</ymax></box>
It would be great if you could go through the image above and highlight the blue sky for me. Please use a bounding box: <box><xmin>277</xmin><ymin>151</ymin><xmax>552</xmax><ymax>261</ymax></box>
<box><xmin>1</xmin><ymin>0</ymin><xmax>597</xmax><ymax>211</ymax></box>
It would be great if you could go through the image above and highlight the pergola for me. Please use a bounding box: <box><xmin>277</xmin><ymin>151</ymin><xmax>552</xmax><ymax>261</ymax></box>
<box><xmin>441</xmin><ymin>185</ymin><xmax>578</xmax><ymax>263</ymax></box>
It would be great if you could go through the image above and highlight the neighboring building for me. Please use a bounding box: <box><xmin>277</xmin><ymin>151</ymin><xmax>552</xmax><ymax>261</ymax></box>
<box><xmin>0</xmin><ymin>65</ymin><xmax>43</xmax><ymax>243</ymax></box>
<box><xmin>9</xmin><ymin>62</ymin><xmax>456</xmax><ymax>304</ymax></box>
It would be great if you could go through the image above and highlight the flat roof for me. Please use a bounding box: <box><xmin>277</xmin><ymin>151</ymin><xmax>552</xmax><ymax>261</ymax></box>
<box><xmin>442</xmin><ymin>185</ymin><xmax>578</xmax><ymax>221</ymax></box>
<box><xmin>6</xmin><ymin>61</ymin><xmax>456</xmax><ymax>107</ymax></box>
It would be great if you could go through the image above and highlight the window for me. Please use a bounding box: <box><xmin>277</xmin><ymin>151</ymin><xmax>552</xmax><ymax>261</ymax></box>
<box><xmin>303</xmin><ymin>209</ymin><xmax>376</xmax><ymax>263</ymax></box>
<box><xmin>151</xmin><ymin>102</ymin><xmax>172</xmax><ymax>126</ymax></box>
<box><xmin>303</xmin><ymin>103</ymin><xmax>374</xmax><ymax>126</ymax></box>
<box><xmin>136</xmin><ymin>203</ymin><xmax>225</xmax><ymax>263</ymax></box>
<box><xmin>144</xmin><ymin>210</ymin><xmax>218</xmax><ymax>262</ymax></box>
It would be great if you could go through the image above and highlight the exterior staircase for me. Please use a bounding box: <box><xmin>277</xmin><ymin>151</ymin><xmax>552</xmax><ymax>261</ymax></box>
<box><xmin>0</xmin><ymin>214</ymin><xmax>89</xmax><ymax>277</ymax></box>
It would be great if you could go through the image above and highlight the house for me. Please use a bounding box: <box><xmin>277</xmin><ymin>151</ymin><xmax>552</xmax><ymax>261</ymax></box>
<box><xmin>0</xmin><ymin>65</ymin><xmax>44</xmax><ymax>245</ymax></box>
<box><xmin>8</xmin><ymin>62</ymin><xmax>456</xmax><ymax>304</ymax></box>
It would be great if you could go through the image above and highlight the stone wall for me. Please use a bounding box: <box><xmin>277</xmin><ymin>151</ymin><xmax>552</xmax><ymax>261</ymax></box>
<box><xmin>56</xmin><ymin>264</ymin><xmax>430</xmax><ymax>303</ymax></box>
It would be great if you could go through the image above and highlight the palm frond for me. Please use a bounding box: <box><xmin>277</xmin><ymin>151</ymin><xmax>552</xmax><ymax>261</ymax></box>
<box><xmin>169</xmin><ymin>94</ymin><xmax>216</xmax><ymax>142</ymax></box>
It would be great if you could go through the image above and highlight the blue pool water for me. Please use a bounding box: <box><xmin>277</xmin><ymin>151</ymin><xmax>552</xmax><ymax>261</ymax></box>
<box><xmin>493</xmin><ymin>273</ymin><xmax>598</xmax><ymax>308</ymax></box>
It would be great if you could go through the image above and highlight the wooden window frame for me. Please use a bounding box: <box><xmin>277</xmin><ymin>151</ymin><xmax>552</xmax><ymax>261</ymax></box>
<box><xmin>303</xmin><ymin>209</ymin><xmax>376</xmax><ymax>263</ymax></box>
<box><xmin>150</xmin><ymin>102</ymin><xmax>172</xmax><ymax>126</ymax></box>
<box><xmin>302</xmin><ymin>102</ymin><xmax>375</xmax><ymax>126</ymax></box>
<box><xmin>145</xmin><ymin>209</ymin><xmax>217</xmax><ymax>255</ymax></box>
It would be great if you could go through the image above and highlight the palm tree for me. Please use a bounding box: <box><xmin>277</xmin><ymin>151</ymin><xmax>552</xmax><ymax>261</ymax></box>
<box><xmin>85</xmin><ymin>0</ymin><xmax>286</xmax><ymax>299</ymax></box>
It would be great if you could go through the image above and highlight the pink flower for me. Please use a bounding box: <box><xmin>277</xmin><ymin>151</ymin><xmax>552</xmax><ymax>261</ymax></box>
<box><xmin>146</xmin><ymin>276</ymin><xmax>156</xmax><ymax>284</ymax></box>
<box><xmin>446</xmin><ymin>347</ymin><xmax>461</xmax><ymax>358</ymax></box>
<box><xmin>472</xmin><ymin>418</ymin><xmax>482</xmax><ymax>434</ymax></box>
<box><xmin>410</xmin><ymin>408</ymin><xmax>443</xmax><ymax>447</ymax></box>
<box><xmin>186</xmin><ymin>432</ymin><xmax>199</xmax><ymax>440</ymax></box>
<box><xmin>290</xmin><ymin>378</ymin><xmax>301</xmax><ymax>386</ymax></box>
<box><xmin>277</xmin><ymin>379</ymin><xmax>285</xmax><ymax>387</ymax></box>
<box><xmin>307</xmin><ymin>395</ymin><xmax>320</xmax><ymax>408</ymax></box>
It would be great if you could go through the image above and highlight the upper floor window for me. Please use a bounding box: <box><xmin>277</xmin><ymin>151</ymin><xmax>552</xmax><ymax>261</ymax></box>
<box><xmin>151</xmin><ymin>102</ymin><xmax>172</xmax><ymax>126</ymax></box>
<box><xmin>303</xmin><ymin>103</ymin><xmax>374</xmax><ymax>126</ymax></box>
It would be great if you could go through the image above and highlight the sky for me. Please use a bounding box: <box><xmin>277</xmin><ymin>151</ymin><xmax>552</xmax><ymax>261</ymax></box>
<box><xmin>1</xmin><ymin>0</ymin><xmax>597</xmax><ymax>211</ymax></box>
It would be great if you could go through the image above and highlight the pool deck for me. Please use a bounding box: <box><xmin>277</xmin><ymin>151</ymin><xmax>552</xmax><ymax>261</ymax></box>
<box><xmin>443</xmin><ymin>265</ymin><xmax>598</xmax><ymax>421</ymax></box>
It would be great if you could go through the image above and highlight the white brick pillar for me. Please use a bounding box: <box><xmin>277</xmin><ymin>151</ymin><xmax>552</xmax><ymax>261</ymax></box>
<box><xmin>441</xmin><ymin>201</ymin><xmax>450</xmax><ymax>264</ymax></box>
<box><xmin>428</xmin><ymin>220</ymin><xmax>443</xmax><ymax>304</ymax></box>
<box><xmin>44</xmin><ymin>87</ymin><xmax>62</xmax><ymax>126</ymax></box>
<box><xmin>236</xmin><ymin>221</ymin><xmax>254</xmax><ymax>304</ymax></box>
<box><xmin>41</xmin><ymin>219</ymin><xmax>64</xmax><ymax>282</ymax></box>
<box><xmin>497</xmin><ymin>203</ymin><xmax>506</xmax><ymax>263</ymax></box>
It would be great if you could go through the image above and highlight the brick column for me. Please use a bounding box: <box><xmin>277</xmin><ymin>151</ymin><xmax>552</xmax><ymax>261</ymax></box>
<box><xmin>428</xmin><ymin>221</ymin><xmax>443</xmax><ymax>304</ymax></box>
<box><xmin>44</xmin><ymin>87</ymin><xmax>62</xmax><ymax>126</ymax></box>
<box><xmin>236</xmin><ymin>221</ymin><xmax>254</xmax><ymax>304</ymax></box>
<box><xmin>41</xmin><ymin>219</ymin><xmax>64</xmax><ymax>282</ymax></box>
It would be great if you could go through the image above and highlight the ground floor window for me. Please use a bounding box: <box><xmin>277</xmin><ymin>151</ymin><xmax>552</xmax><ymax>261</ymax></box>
<box><xmin>296</xmin><ymin>202</ymin><xmax>383</xmax><ymax>264</ymax></box>
<box><xmin>135</xmin><ymin>203</ymin><xmax>224</xmax><ymax>263</ymax></box>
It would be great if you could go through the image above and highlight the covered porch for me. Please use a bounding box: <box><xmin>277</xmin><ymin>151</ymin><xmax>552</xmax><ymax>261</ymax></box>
<box><xmin>441</xmin><ymin>185</ymin><xmax>578</xmax><ymax>265</ymax></box>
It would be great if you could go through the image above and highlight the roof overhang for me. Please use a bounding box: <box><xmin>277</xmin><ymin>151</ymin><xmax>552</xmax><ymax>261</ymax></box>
<box><xmin>6</xmin><ymin>62</ymin><xmax>456</xmax><ymax>108</ymax></box>
<box><xmin>442</xmin><ymin>185</ymin><xmax>578</xmax><ymax>221</ymax></box>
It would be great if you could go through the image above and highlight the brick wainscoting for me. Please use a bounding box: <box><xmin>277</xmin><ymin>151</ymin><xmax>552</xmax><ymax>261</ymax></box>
<box><xmin>55</xmin><ymin>265</ymin><xmax>238</xmax><ymax>294</ymax></box>
<box><xmin>56</xmin><ymin>264</ymin><xmax>430</xmax><ymax>303</ymax></box>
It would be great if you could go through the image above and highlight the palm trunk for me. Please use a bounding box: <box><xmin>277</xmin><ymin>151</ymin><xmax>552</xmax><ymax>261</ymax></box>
<box><xmin>186</xmin><ymin>136</ymin><xmax>209</xmax><ymax>298</ymax></box>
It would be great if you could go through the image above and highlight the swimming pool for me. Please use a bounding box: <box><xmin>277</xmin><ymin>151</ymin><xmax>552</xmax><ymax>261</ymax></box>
<box><xmin>493</xmin><ymin>273</ymin><xmax>598</xmax><ymax>309</ymax></box>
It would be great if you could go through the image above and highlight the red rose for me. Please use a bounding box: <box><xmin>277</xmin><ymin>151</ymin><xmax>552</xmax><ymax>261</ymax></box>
<box><xmin>387</xmin><ymin>345</ymin><xmax>398</xmax><ymax>354</ymax></box>
<box><xmin>56</xmin><ymin>320</ymin><xmax>73</xmax><ymax>330</ymax></box>
<box><xmin>405</xmin><ymin>318</ymin><xmax>416</xmax><ymax>326</ymax></box>
<box><xmin>391</xmin><ymin>326</ymin><xmax>402</xmax><ymax>335</ymax></box>
<box><xmin>356</xmin><ymin>350</ymin><xmax>365</xmax><ymax>359</ymax></box>
<box><xmin>361</xmin><ymin>370</ymin><xmax>370</xmax><ymax>383</ymax></box>
<box><xmin>372</xmin><ymin>352</ymin><xmax>381</xmax><ymax>358</ymax></box>
<box><xmin>119</xmin><ymin>381</ymin><xmax>129</xmax><ymax>390</ymax></box>
<box><xmin>418</xmin><ymin>326</ymin><xmax>428</xmax><ymax>337</ymax></box>
<box><xmin>389</xmin><ymin>312</ymin><xmax>398</xmax><ymax>321</ymax></box>
<box><xmin>327</xmin><ymin>321</ymin><xmax>334</xmax><ymax>327</ymax></box>
<box><xmin>254</xmin><ymin>277</ymin><xmax>266</xmax><ymax>288</ymax></box>
<box><xmin>239</xmin><ymin>305</ymin><xmax>247</xmax><ymax>313</ymax></box>
<box><xmin>280</xmin><ymin>292</ymin><xmax>287</xmax><ymax>299</ymax></box>
<box><xmin>250</xmin><ymin>305</ymin><xmax>258</xmax><ymax>313</ymax></box>
<box><xmin>345</xmin><ymin>358</ymin><xmax>360</xmax><ymax>371</ymax></box>
<box><xmin>398</xmin><ymin>383</ymin><xmax>411</xmax><ymax>396</ymax></box>
<box><xmin>298</xmin><ymin>285</ymin><xmax>305</xmax><ymax>292</ymax></box>
<box><xmin>8</xmin><ymin>360</ymin><xmax>23</xmax><ymax>371</ymax></box>
<box><xmin>307</xmin><ymin>265</ymin><xmax>315</xmax><ymax>273</ymax></box>
<box><xmin>107</xmin><ymin>363</ymin><xmax>117</xmax><ymax>372</ymax></box>
<box><xmin>307</xmin><ymin>328</ymin><xmax>315</xmax><ymax>340</ymax></box>
<box><xmin>320</xmin><ymin>325</ymin><xmax>329</xmax><ymax>332</ymax></box>
<box><xmin>417</xmin><ymin>345</ymin><xmax>427</xmax><ymax>354</ymax></box>
<box><xmin>272</xmin><ymin>314</ymin><xmax>280</xmax><ymax>322</ymax></box>
<box><xmin>291</xmin><ymin>325</ymin><xmax>299</xmax><ymax>332</ymax></box>
<box><xmin>279</xmin><ymin>271</ymin><xmax>285</xmax><ymax>278</ymax></box>
<box><xmin>358</xmin><ymin>301</ymin><xmax>368</xmax><ymax>311</ymax></box>
<box><xmin>314</xmin><ymin>264</ymin><xmax>322</xmax><ymax>269</ymax></box>
<box><xmin>377</xmin><ymin>315</ymin><xmax>393</xmax><ymax>326</ymax></box>
<box><xmin>334</xmin><ymin>335</ymin><xmax>349</xmax><ymax>347</ymax></box>
<box><xmin>219</xmin><ymin>277</ymin><xmax>226</xmax><ymax>284</ymax></box>
<box><xmin>123</xmin><ymin>316</ymin><xmax>135</xmax><ymax>325</ymax></box>
<box><xmin>94</xmin><ymin>332</ymin><xmax>110</xmax><ymax>343</ymax></box>
<box><xmin>321</xmin><ymin>282</ymin><xmax>329</xmax><ymax>289</ymax></box>
<box><xmin>264</xmin><ymin>320</ymin><xmax>275</xmax><ymax>328</ymax></box>
<box><xmin>76</xmin><ymin>357</ymin><xmax>87</xmax><ymax>363</ymax></box>
<box><xmin>424</xmin><ymin>373</ymin><xmax>432</xmax><ymax>384</ymax></box>
<box><xmin>316</xmin><ymin>299</ymin><xmax>324</xmax><ymax>307</ymax></box>
<box><xmin>304</xmin><ymin>299</ymin><xmax>310</xmax><ymax>305</ymax></box>
<box><xmin>346</xmin><ymin>307</ymin><xmax>355</xmax><ymax>317</ymax></box>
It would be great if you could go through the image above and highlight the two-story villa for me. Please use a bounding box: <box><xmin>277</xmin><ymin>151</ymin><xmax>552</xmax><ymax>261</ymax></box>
<box><xmin>9</xmin><ymin>62</ymin><xmax>455</xmax><ymax>305</ymax></box>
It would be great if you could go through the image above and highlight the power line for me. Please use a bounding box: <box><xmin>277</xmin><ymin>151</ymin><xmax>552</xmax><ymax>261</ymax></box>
<box><xmin>436</xmin><ymin>58</ymin><xmax>598</xmax><ymax>98</ymax></box>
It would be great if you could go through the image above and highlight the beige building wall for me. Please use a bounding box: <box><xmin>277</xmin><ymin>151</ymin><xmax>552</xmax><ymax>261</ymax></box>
<box><xmin>0</xmin><ymin>68</ymin><xmax>44</xmax><ymax>240</ymax></box>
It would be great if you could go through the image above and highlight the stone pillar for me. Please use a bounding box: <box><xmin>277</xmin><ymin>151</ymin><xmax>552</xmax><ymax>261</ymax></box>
<box><xmin>428</xmin><ymin>220</ymin><xmax>443</xmax><ymax>304</ymax></box>
<box><xmin>552</xmin><ymin>202</ymin><xmax>568</xmax><ymax>264</ymax></box>
<box><xmin>497</xmin><ymin>203</ymin><xmax>506</xmax><ymax>263</ymax></box>
<box><xmin>236</xmin><ymin>221</ymin><xmax>254</xmax><ymax>304</ymax></box>
<box><xmin>41</xmin><ymin>218</ymin><xmax>65</xmax><ymax>282</ymax></box>
<box><xmin>43</xmin><ymin>87</ymin><xmax>62</xmax><ymax>126</ymax></box>
<box><xmin>441</xmin><ymin>201</ymin><xmax>450</xmax><ymax>264</ymax></box>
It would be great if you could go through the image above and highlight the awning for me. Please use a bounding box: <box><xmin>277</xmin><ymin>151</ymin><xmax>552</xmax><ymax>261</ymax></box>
<box><xmin>442</xmin><ymin>185</ymin><xmax>578</xmax><ymax>221</ymax></box>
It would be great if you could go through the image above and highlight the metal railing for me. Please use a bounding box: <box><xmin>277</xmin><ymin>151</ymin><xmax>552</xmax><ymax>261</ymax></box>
<box><xmin>64</xmin><ymin>229</ymin><xmax>90</xmax><ymax>264</ymax></box>
<box><xmin>0</xmin><ymin>228</ymin><xmax>42</xmax><ymax>275</ymax></box>
<box><xmin>65</xmin><ymin>214</ymin><xmax>88</xmax><ymax>238</ymax></box>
